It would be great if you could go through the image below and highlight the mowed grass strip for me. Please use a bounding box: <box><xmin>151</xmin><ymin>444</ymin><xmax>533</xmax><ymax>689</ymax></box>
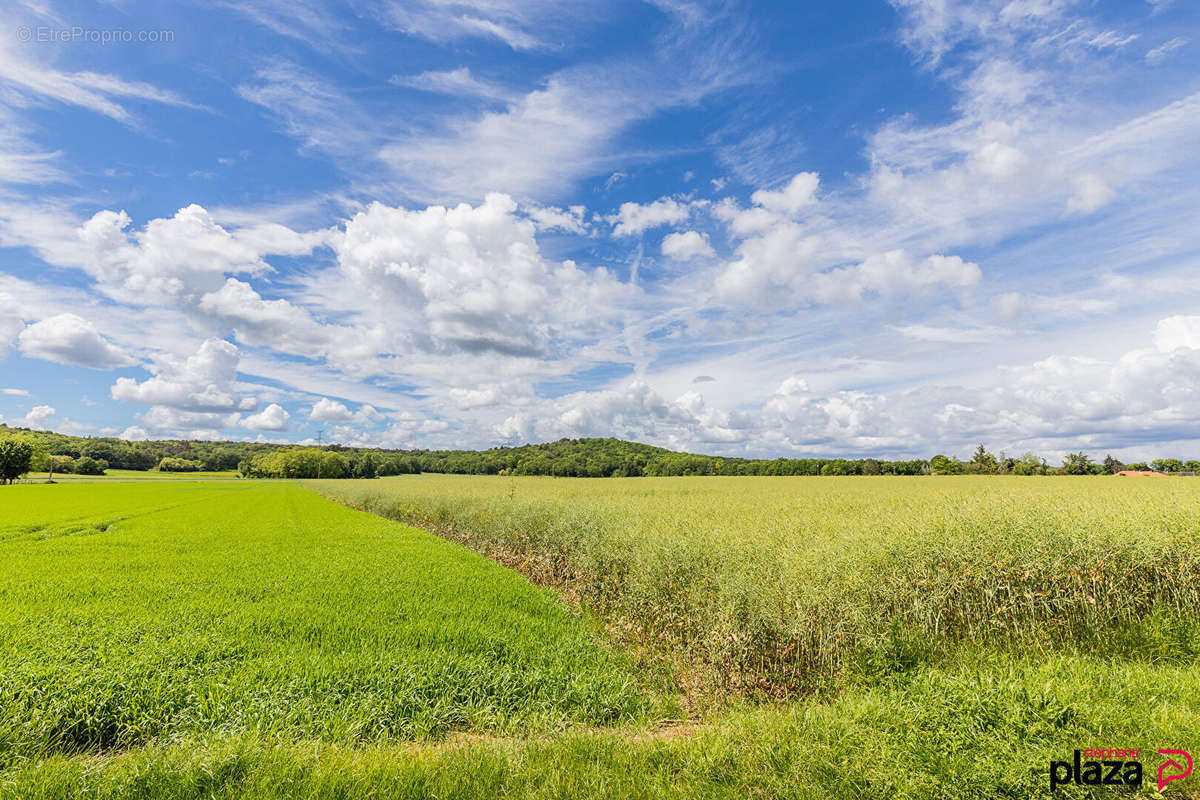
<box><xmin>5</xmin><ymin>652</ymin><xmax>1199</xmax><ymax>800</ymax></box>
<box><xmin>314</xmin><ymin>475</ymin><xmax>1200</xmax><ymax>693</ymax></box>
<box><xmin>17</xmin><ymin>469</ymin><xmax>245</xmax><ymax>482</ymax></box>
<box><xmin>0</xmin><ymin>482</ymin><xmax>646</xmax><ymax>763</ymax></box>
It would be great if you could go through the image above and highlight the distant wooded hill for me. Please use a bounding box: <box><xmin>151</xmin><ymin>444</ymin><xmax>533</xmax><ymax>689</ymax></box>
<box><xmin>0</xmin><ymin>424</ymin><xmax>928</xmax><ymax>478</ymax></box>
<box><xmin>5</xmin><ymin>424</ymin><xmax>1173</xmax><ymax>479</ymax></box>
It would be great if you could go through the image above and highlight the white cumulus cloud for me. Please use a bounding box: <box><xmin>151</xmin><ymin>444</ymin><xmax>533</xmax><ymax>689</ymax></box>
<box><xmin>21</xmin><ymin>404</ymin><xmax>55</xmax><ymax>430</ymax></box>
<box><xmin>749</xmin><ymin>172</ymin><xmax>819</xmax><ymax>214</ymax></box>
<box><xmin>661</xmin><ymin>230</ymin><xmax>714</xmax><ymax>260</ymax></box>
<box><xmin>73</xmin><ymin>204</ymin><xmax>325</xmax><ymax>305</ymax></box>
<box><xmin>242</xmin><ymin>403</ymin><xmax>290</xmax><ymax>431</ymax></box>
<box><xmin>1153</xmin><ymin>316</ymin><xmax>1200</xmax><ymax>352</ymax></box>
<box><xmin>609</xmin><ymin>198</ymin><xmax>692</xmax><ymax>237</ymax></box>
<box><xmin>111</xmin><ymin>338</ymin><xmax>250</xmax><ymax>412</ymax></box>
<box><xmin>334</xmin><ymin>193</ymin><xmax>631</xmax><ymax>356</ymax></box>
<box><xmin>17</xmin><ymin>313</ymin><xmax>135</xmax><ymax>369</ymax></box>
<box><xmin>309</xmin><ymin>397</ymin><xmax>382</xmax><ymax>423</ymax></box>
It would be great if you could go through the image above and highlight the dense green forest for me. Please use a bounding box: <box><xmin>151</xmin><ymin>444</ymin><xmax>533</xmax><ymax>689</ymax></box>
<box><xmin>0</xmin><ymin>423</ymin><xmax>1191</xmax><ymax>480</ymax></box>
<box><xmin>0</xmin><ymin>425</ymin><xmax>932</xmax><ymax>479</ymax></box>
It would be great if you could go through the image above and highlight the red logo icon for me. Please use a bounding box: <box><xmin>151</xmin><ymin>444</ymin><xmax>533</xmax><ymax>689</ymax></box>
<box><xmin>1157</xmin><ymin>750</ymin><xmax>1192</xmax><ymax>793</ymax></box>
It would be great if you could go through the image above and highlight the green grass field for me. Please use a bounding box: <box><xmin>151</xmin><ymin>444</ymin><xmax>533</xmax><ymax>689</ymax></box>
<box><xmin>3</xmin><ymin>476</ymin><xmax>1198</xmax><ymax>798</ymax></box>
<box><xmin>0</xmin><ymin>484</ymin><xmax>645</xmax><ymax>773</ymax></box>
<box><xmin>19</xmin><ymin>469</ymin><xmax>242</xmax><ymax>482</ymax></box>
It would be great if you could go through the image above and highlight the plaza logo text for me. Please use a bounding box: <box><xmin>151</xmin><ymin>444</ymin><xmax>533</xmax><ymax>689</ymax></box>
<box><xmin>1049</xmin><ymin>748</ymin><xmax>1192</xmax><ymax>792</ymax></box>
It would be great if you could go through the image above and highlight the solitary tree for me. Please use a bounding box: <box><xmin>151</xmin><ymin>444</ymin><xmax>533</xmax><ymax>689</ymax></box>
<box><xmin>0</xmin><ymin>436</ymin><xmax>34</xmax><ymax>484</ymax></box>
<box><xmin>1102</xmin><ymin>454</ymin><xmax>1124</xmax><ymax>475</ymax></box>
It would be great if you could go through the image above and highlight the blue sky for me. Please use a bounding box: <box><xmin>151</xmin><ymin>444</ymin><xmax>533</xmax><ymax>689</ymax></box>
<box><xmin>1</xmin><ymin>0</ymin><xmax>1198</xmax><ymax>460</ymax></box>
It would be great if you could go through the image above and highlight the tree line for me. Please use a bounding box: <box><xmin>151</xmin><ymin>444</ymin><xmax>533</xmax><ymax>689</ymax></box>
<box><xmin>0</xmin><ymin>426</ymin><xmax>267</xmax><ymax>472</ymax></box>
<box><xmin>405</xmin><ymin>439</ymin><xmax>932</xmax><ymax>477</ymax></box>
<box><xmin>930</xmin><ymin>446</ymin><xmax>1198</xmax><ymax>475</ymax></box>
<box><xmin>2</xmin><ymin>424</ymin><xmax>1196</xmax><ymax>482</ymax></box>
<box><xmin>238</xmin><ymin>448</ymin><xmax>421</xmax><ymax>479</ymax></box>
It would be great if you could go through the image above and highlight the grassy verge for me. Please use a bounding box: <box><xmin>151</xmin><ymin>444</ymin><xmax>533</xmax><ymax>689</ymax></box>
<box><xmin>4</xmin><ymin>653</ymin><xmax>1197</xmax><ymax>799</ymax></box>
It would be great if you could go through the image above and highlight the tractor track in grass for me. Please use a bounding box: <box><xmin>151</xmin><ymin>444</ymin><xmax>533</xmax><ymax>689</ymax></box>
<box><xmin>64</xmin><ymin>717</ymin><xmax>711</xmax><ymax>768</ymax></box>
<box><xmin>400</xmin><ymin>717</ymin><xmax>709</xmax><ymax>752</ymax></box>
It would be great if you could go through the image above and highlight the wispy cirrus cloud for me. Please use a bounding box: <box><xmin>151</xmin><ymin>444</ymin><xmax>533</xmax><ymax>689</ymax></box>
<box><xmin>0</xmin><ymin>37</ymin><xmax>197</xmax><ymax>124</ymax></box>
<box><xmin>1146</xmin><ymin>36</ymin><xmax>1188</xmax><ymax>64</ymax></box>
<box><xmin>235</xmin><ymin>2</ymin><xmax>759</xmax><ymax>202</ymax></box>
